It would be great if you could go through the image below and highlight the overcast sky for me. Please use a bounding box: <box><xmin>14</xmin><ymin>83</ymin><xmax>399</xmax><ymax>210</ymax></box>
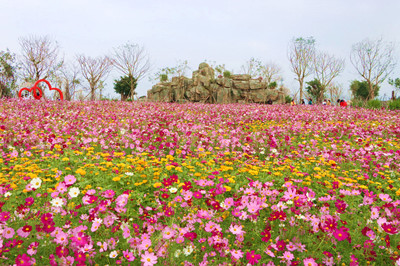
<box><xmin>1</xmin><ymin>0</ymin><xmax>399</xmax><ymax>99</ymax></box>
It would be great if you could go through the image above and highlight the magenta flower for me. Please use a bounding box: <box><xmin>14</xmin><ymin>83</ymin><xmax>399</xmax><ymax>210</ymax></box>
<box><xmin>246</xmin><ymin>250</ymin><xmax>261</xmax><ymax>265</ymax></box>
<box><xmin>123</xmin><ymin>249</ymin><xmax>135</xmax><ymax>262</ymax></box>
<box><xmin>333</xmin><ymin>226</ymin><xmax>350</xmax><ymax>241</ymax></box>
<box><xmin>382</xmin><ymin>223</ymin><xmax>398</xmax><ymax>235</ymax></box>
<box><xmin>15</xmin><ymin>254</ymin><xmax>32</xmax><ymax>266</ymax></box>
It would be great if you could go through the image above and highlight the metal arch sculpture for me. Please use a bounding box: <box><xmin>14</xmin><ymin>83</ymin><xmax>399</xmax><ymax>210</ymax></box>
<box><xmin>18</xmin><ymin>79</ymin><xmax>63</xmax><ymax>100</ymax></box>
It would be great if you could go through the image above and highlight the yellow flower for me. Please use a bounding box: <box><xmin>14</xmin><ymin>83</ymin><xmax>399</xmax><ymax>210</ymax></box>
<box><xmin>112</xmin><ymin>176</ymin><xmax>121</xmax><ymax>182</ymax></box>
<box><xmin>153</xmin><ymin>182</ymin><xmax>162</xmax><ymax>188</ymax></box>
<box><xmin>76</xmin><ymin>169</ymin><xmax>86</xmax><ymax>176</ymax></box>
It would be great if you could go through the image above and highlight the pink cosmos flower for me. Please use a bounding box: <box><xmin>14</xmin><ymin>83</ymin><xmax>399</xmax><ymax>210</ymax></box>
<box><xmin>193</xmin><ymin>191</ymin><xmax>202</xmax><ymax>199</ymax></box>
<box><xmin>102</xmin><ymin>189</ymin><xmax>115</xmax><ymax>199</ymax></box>
<box><xmin>303</xmin><ymin>257</ymin><xmax>318</xmax><ymax>266</ymax></box>
<box><xmin>123</xmin><ymin>249</ymin><xmax>135</xmax><ymax>262</ymax></box>
<box><xmin>378</xmin><ymin>193</ymin><xmax>392</xmax><ymax>202</ymax></box>
<box><xmin>229</xmin><ymin>224</ymin><xmax>245</xmax><ymax>235</ymax></box>
<box><xmin>64</xmin><ymin>175</ymin><xmax>76</xmax><ymax>185</ymax></box>
<box><xmin>162</xmin><ymin>226</ymin><xmax>175</xmax><ymax>239</ymax></box>
<box><xmin>230</xmin><ymin>249</ymin><xmax>243</xmax><ymax>260</ymax></box>
<box><xmin>141</xmin><ymin>251</ymin><xmax>157</xmax><ymax>266</ymax></box>
<box><xmin>282</xmin><ymin>251</ymin><xmax>294</xmax><ymax>261</ymax></box>
<box><xmin>3</xmin><ymin>227</ymin><xmax>15</xmax><ymax>239</ymax></box>
<box><xmin>27</xmin><ymin>242</ymin><xmax>39</xmax><ymax>256</ymax></box>
<box><xmin>97</xmin><ymin>241</ymin><xmax>108</xmax><ymax>252</ymax></box>
<box><xmin>139</xmin><ymin>239</ymin><xmax>152</xmax><ymax>251</ymax></box>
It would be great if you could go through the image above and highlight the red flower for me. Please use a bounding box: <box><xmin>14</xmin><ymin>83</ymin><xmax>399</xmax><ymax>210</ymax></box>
<box><xmin>382</xmin><ymin>223</ymin><xmax>398</xmax><ymax>235</ymax></box>
<box><xmin>56</xmin><ymin>245</ymin><xmax>69</xmax><ymax>258</ymax></box>
<box><xmin>193</xmin><ymin>191</ymin><xmax>202</xmax><ymax>199</ymax></box>
<box><xmin>246</xmin><ymin>250</ymin><xmax>261</xmax><ymax>265</ymax></box>
<box><xmin>276</xmin><ymin>240</ymin><xmax>286</xmax><ymax>251</ymax></box>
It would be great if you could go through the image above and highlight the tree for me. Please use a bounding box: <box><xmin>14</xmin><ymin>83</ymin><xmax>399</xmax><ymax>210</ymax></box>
<box><xmin>305</xmin><ymin>79</ymin><xmax>324</xmax><ymax>103</ymax></box>
<box><xmin>114</xmin><ymin>75</ymin><xmax>137</xmax><ymax>101</ymax></box>
<box><xmin>241</xmin><ymin>58</ymin><xmax>282</xmax><ymax>85</ymax></box>
<box><xmin>76</xmin><ymin>55</ymin><xmax>112</xmax><ymax>101</ymax></box>
<box><xmin>350</xmin><ymin>80</ymin><xmax>379</xmax><ymax>101</ymax></box>
<box><xmin>350</xmin><ymin>38</ymin><xmax>396</xmax><ymax>100</ymax></box>
<box><xmin>241</xmin><ymin>57</ymin><xmax>262</xmax><ymax>77</ymax></box>
<box><xmin>0</xmin><ymin>50</ymin><xmax>17</xmax><ymax>98</ymax></box>
<box><xmin>19</xmin><ymin>35</ymin><xmax>63</xmax><ymax>82</ymax></box>
<box><xmin>113</xmin><ymin>43</ymin><xmax>150</xmax><ymax>100</ymax></box>
<box><xmin>313</xmin><ymin>51</ymin><xmax>345</xmax><ymax>103</ymax></box>
<box><xmin>152</xmin><ymin>60</ymin><xmax>190</xmax><ymax>82</ymax></box>
<box><xmin>288</xmin><ymin>37</ymin><xmax>316</xmax><ymax>102</ymax></box>
<box><xmin>54</xmin><ymin>63</ymin><xmax>81</xmax><ymax>101</ymax></box>
<box><xmin>327</xmin><ymin>82</ymin><xmax>343</xmax><ymax>102</ymax></box>
<box><xmin>388</xmin><ymin>77</ymin><xmax>400</xmax><ymax>99</ymax></box>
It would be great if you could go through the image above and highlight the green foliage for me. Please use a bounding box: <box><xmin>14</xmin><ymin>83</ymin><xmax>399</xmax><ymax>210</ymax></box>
<box><xmin>223</xmin><ymin>70</ymin><xmax>232</xmax><ymax>78</ymax></box>
<box><xmin>388</xmin><ymin>78</ymin><xmax>400</xmax><ymax>89</ymax></box>
<box><xmin>351</xmin><ymin>99</ymin><xmax>366</xmax><ymax>108</ymax></box>
<box><xmin>0</xmin><ymin>49</ymin><xmax>17</xmax><ymax>97</ymax></box>
<box><xmin>160</xmin><ymin>74</ymin><xmax>168</xmax><ymax>82</ymax></box>
<box><xmin>152</xmin><ymin>60</ymin><xmax>190</xmax><ymax>83</ymax></box>
<box><xmin>114</xmin><ymin>75</ymin><xmax>137</xmax><ymax>100</ymax></box>
<box><xmin>366</xmin><ymin>99</ymin><xmax>381</xmax><ymax>109</ymax></box>
<box><xmin>350</xmin><ymin>80</ymin><xmax>379</xmax><ymax>101</ymax></box>
<box><xmin>388</xmin><ymin>99</ymin><xmax>400</xmax><ymax>110</ymax></box>
<box><xmin>285</xmin><ymin>95</ymin><xmax>293</xmax><ymax>104</ymax></box>
<box><xmin>268</xmin><ymin>81</ymin><xmax>278</xmax><ymax>89</ymax></box>
<box><xmin>305</xmin><ymin>79</ymin><xmax>324</xmax><ymax>103</ymax></box>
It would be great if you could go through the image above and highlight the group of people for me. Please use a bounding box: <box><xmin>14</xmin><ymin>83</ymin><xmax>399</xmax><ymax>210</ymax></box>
<box><xmin>290</xmin><ymin>98</ymin><xmax>348</xmax><ymax>106</ymax></box>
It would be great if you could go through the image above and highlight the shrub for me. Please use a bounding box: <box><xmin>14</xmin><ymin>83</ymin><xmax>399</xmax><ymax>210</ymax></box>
<box><xmin>160</xmin><ymin>74</ymin><xmax>168</xmax><ymax>82</ymax></box>
<box><xmin>223</xmin><ymin>70</ymin><xmax>232</xmax><ymax>78</ymax></box>
<box><xmin>285</xmin><ymin>95</ymin><xmax>293</xmax><ymax>104</ymax></box>
<box><xmin>366</xmin><ymin>99</ymin><xmax>381</xmax><ymax>109</ymax></box>
<box><xmin>388</xmin><ymin>98</ymin><xmax>400</xmax><ymax>110</ymax></box>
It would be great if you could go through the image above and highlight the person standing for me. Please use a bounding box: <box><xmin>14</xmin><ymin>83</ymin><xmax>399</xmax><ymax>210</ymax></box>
<box><xmin>308</xmin><ymin>98</ymin><xmax>313</xmax><ymax>105</ymax></box>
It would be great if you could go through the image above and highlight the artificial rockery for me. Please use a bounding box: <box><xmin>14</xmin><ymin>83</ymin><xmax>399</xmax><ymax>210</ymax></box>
<box><xmin>147</xmin><ymin>63</ymin><xmax>286</xmax><ymax>104</ymax></box>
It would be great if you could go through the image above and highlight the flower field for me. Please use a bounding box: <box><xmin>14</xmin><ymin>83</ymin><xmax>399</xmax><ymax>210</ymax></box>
<box><xmin>1</xmin><ymin>99</ymin><xmax>400</xmax><ymax>266</ymax></box>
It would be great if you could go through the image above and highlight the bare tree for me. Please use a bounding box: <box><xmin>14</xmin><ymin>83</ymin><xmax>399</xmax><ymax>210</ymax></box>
<box><xmin>76</xmin><ymin>55</ymin><xmax>112</xmax><ymax>101</ymax></box>
<box><xmin>54</xmin><ymin>63</ymin><xmax>81</xmax><ymax>101</ymax></box>
<box><xmin>327</xmin><ymin>82</ymin><xmax>343</xmax><ymax>103</ymax></box>
<box><xmin>19</xmin><ymin>35</ymin><xmax>63</xmax><ymax>82</ymax></box>
<box><xmin>240</xmin><ymin>57</ymin><xmax>262</xmax><ymax>77</ymax></box>
<box><xmin>259</xmin><ymin>62</ymin><xmax>282</xmax><ymax>85</ymax></box>
<box><xmin>288</xmin><ymin>37</ymin><xmax>316</xmax><ymax>102</ymax></box>
<box><xmin>350</xmin><ymin>38</ymin><xmax>396</xmax><ymax>100</ymax></box>
<box><xmin>313</xmin><ymin>51</ymin><xmax>345</xmax><ymax>103</ymax></box>
<box><xmin>113</xmin><ymin>43</ymin><xmax>150</xmax><ymax>100</ymax></box>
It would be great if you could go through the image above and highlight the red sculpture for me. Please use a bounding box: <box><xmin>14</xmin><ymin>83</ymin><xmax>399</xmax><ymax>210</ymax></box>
<box><xmin>18</xmin><ymin>79</ymin><xmax>63</xmax><ymax>100</ymax></box>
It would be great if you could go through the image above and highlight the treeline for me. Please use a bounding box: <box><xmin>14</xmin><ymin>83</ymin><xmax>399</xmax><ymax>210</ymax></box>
<box><xmin>0</xmin><ymin>35</ymin><xmax>399</xmax><ymax>103</ymax></box>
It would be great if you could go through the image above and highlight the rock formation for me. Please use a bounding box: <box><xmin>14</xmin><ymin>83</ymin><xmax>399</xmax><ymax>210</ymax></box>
<box><xmin>147</xmin><ymin>63</ymin><xmax>286</xmax><ymax>104</ymax></box>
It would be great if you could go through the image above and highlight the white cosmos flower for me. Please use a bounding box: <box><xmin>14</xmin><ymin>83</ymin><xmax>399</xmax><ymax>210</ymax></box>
<box><xmin>68</xmin><ymin>187</ymin><xmax>80</xmax><ymax>198</ymax></box>
<box><xmin>51</xmin><ymin>197</ymin><xmax>64</xmax><ymax>207</ymax></box>
<box><xmin>125</xmin><ymin>172</ymin><xmax>134</xmax><ymax>176</ymax></box>
<box><xmin>183</xmin><ymin>245</ymin><xmax>194</xmax><ymax>256</ymax></box>
<box><xmin>4</xmin><ymin>192</ymin><xmax>11</xmax><ymax>197</ymax></box>
<box><xmin>109</xmin><ymin>250</ymin><xmax>118</xmax><ymax>258</ymax></box>
<box><xmin>174</xmin><ymin>249</ymin><xmax>182</xmax><ymax>258</ymax></box>
<box><xmin>169</xmin><ymin>187</ymin><xmax>177</xmax><ymax>193</ymax></box>
<box><xmin>30</xmin><ymin>178</ymin><xmax>42</xmax><ymax>189</ymax></box>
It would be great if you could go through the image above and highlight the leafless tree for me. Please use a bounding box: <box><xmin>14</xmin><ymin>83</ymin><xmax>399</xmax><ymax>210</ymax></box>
<box><xmin>19</xmin><ymin>35</ymin><xmax>63</xmax><ymax>82</ymax></box>
<box><xmin>350</xmin><ymin>38</ymin><xmax>396</xmax><ymax>100</ymax></box>
<box><xmin>113</xmin><ymin>43</ymin><xmax>150</xmax><ymax>100</ymax></box>
<box><xmin>327</xmin><ymin>82</ymin><xmax>343</xmax><ymax>103</ymax></box>
<box><xmin>54</xmin><ymin>63</ymin><xmax>81</xmax><ymax>101</ymax></box>
<box><xmin>240</xmin><ymin>57</ymin><xmax>262</xmax><ymax>77</ymax></box>
<box><xmin>313</xmin><ymin>51</ymin><xmax>345</xmax><ymax>103</ymax></box>
<box><xmin>259</xmin><ymin>62</ymin><xmax>282</xmax><ymax>85</ymax></box>
<box><xmin>288</xmin><ymin>37</ymin><xmax>316</xmax><ymax>102</ymax></box>
<box><xmin>76</xmin><ymin>55</ymin><xmax>112</xmax><ymax>101</ymax></box>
